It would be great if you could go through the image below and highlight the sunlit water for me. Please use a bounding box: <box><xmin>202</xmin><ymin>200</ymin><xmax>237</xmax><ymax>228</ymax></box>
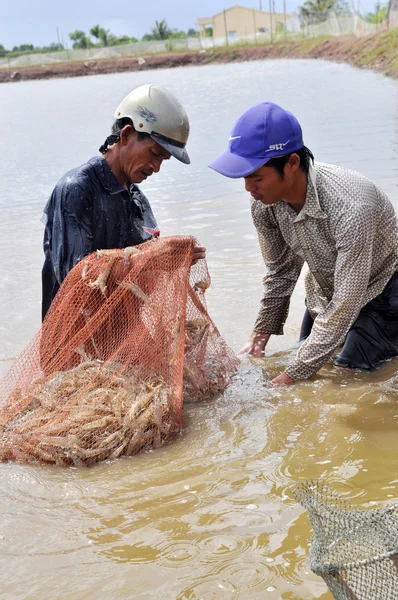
<box><xmin>0</xmin><ymin>59</ymin><xmax>397</xmax><ymax>599</ymax></box>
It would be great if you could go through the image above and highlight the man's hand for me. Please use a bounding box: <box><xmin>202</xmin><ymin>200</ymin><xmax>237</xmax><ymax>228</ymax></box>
<box><xmin>238</xmin><ymin>331</ymin><xmax>271</xmax><ymax>357</ymax></box>
<box><xmin>271</xmin><ymin>372</ymin><xmax>295</xmax><ymax>386</ymax></box>
<box><xmin>192</xmin><ymin>246</ymin><xmax>206</xmax><ymax>266</ymax></box>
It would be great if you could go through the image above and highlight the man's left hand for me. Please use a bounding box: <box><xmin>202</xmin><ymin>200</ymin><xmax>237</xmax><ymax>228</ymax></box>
<box><xmin>192</xmin><ymin>246</ymin><xmax>206</xmax><ymax>265</ymax></box>
<box><xmin>271</xmin><ymin>372</ymin><xmax>295</xmax><ymax>386</ymax></box>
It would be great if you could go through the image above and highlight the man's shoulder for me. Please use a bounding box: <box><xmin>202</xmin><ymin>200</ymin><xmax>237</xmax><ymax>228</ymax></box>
<box><xmin>314</xmin><ymin>161</ymin><xmax>381</xmax><ymax>203</ymax></box>
<box><xmin>313</xmin><ymin>162</ymin><xmax>393</xmax><ymax>221</ymax></box>
<box><xmin>314</xmin><ymin>161</ymin><xmax>375</xmax><ymax>189</ymax></box>
<box><xmin>44</xmin><ymin>159</ymin><xmax>100</xmax><ymax>217</ymax></box>
<box><xmin>55</xmin><ymin>157</ymin><xmax>100</xmax><ymax>191</ymax></box>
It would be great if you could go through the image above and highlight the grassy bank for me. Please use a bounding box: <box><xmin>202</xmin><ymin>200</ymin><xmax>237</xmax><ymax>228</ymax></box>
<box><xmin>1</xmin><ymin>29</ymin><xmax>397</xmax><ymax>83</ymax></box>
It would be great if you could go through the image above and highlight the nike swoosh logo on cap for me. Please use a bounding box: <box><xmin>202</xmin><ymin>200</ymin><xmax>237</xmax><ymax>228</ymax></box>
<box><xmin>229</xmin><ymin>135</ymin><xmax>241</xmax><ymax>141</ymax></box>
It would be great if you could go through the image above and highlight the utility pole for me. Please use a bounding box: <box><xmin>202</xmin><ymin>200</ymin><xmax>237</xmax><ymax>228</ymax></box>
<box><xmin>253</xmin><ymin>8</ymin><xmax>258</xmax><ymax>42</ymax></box>
<box><xmin>269</xmin><ymin>0</ymin><xmax>273</xmax><ymax>43</ymax></box>
<box><xmin>259</xmin><ymin>0</ymin><xmax>262</xmax><ymax>10</ymax></box>
<box><xmin>56</xmin><ymin>27</ymin><xmax>62</xmax><ymax>49</ymax></box>
<box><xmin>283</xmin><ymin>0</ymin><xmax>287</xmax><ymax>34</ymax></box>
<box><xmin>223</xmin><ymin>9</ymin><xmax>229</xmax><ymax>46</ymax></box>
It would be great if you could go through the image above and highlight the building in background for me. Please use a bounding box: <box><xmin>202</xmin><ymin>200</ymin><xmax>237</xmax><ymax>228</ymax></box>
<box><xmin>196</xmin><ymin>4</ymin><xmax>289</xmax><ymax>41</ymax></box>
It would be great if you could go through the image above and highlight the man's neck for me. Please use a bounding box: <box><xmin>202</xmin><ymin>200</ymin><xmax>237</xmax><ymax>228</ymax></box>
<box><xmin>103</xmin><ymin>150</ymin><xmax>129</xmax><ymax>188</ymax></box>
<box><xmin>282</xmin><ymin>169</ymin><xmax>308</xmax><ymax>213</ymax></box>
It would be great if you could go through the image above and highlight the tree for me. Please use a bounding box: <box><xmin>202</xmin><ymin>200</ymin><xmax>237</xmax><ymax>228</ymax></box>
<box><xmin>12</xmin><ymin>43</ymin><xmax>34</xmax><ymax>52</ymax></box>
<box><xmin>99</xmin><ymin>28</ymin><xmax>110</xmax><ymax>46</ymax></box>
<box><xmin>299</xmin><ymin>0</ymin><xmax>336</xmax><ymax>24</ymax></box>
<box><xmin>69</xmin><ymin>30</ymin><xmax>90</xmax><ymax>49</ymax></box>
<box><xmin>90</xmin><ymin>24</ymin><xmax>101</xmax><ymax>42</ymax></box>
<box><xmin>151</xmin><ymin>19</ymin><xmax>172</xmax><ymax>40</ymax></box>
<box><xmin>365</xmin><ymin>1</ymin><xmax>388</xmax><ymax>22</ymax></box>
<box><xmin>187</xmin><ymin>28</ymin><xmax>200</xmax><ymax>37</ymax></box>
<box><xmin>0</xmin><ymin>44</ymin><xmax>7</xmax><ymax>56</ymax></box>
<box><xmin>334</xmin><ymin>0</ymin><xmax>352</xmax><ymax>16</ymax></box>
<box><xmin>89</xmin><ymin>24</ymin><xmax>111</xmax><ymax>46</ymax></box>
<box><xmin>112</xmin><ymin>35</ymin><xmax>137</xmax><ymax>45</ymax></box>
<box><xmin>42</xmin><ymin>42</ymin><xmax>64</xmax><ymax>52</ymax></box>
<box><xmin>170</xmin><ymin>30</ymin><xmax>187</xmax><ymax>39</ymax></box>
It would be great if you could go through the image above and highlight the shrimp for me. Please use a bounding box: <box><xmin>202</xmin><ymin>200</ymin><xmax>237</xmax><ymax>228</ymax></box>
<box><xmin>169</xmin><ymin>315</ymin><xmax>181</xmax><ymax>367</ymax></box>
<box><xmin>123</xmin><ymin>246</ymin><xmax>140</xmax><ymax>267</ymax></box>
<box><xmin>81</xmin><ymin>263</ymin><xmax>89</xmax><ymax>279</ymax></box>
<box><xmin>193</xmin><ymin>280</ymin><xmax>210</xmax><ymax>292</ymax></box>
<box><xmin>96</xmin><ymin>249</ymin><xmax>121</xmax><ymax>258</ymax></box>
<box><xmin>117</xmin><ymin>281</ymin><xmax>156</xmax><ymax>307</ymax></box>
<box><xmin>185</xmin><ymin>320</ymin><xmax>209</xmax><ymax>347</ymax></box>
<box><xmin>88</xmin><ymin>264</ymin><xmax>112</xmax><ymax>297</ymax></box>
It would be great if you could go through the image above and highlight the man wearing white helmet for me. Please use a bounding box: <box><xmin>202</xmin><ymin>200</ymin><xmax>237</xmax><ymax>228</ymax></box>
<box><xmin>41</xmin><ymin>84</ymin><xmax>205</xmax><ymax>319</ymax></box>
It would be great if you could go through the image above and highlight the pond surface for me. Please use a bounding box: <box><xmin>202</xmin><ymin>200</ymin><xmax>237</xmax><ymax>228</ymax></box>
<box><xmin>0</xmin><ymin>58</ymin><xmax>397</xmax><ymax>599</ymax></box>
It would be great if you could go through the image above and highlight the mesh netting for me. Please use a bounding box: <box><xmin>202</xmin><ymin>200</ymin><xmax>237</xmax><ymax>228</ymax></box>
<box><xmin>0</xmin><ymin>235</ymin><xmax>238</xmax><ymax>466</ymax></box>
<box><xmin>294</xmin><ymin>480</ymin><xmax>398</xmax><ymax>600</ymax></box>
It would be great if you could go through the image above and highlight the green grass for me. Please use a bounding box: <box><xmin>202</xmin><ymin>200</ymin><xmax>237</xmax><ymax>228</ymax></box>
<box><xmin>355</xmin><ymin>28</ymin><xmax>398</xmax><ymax>70</ymax></box>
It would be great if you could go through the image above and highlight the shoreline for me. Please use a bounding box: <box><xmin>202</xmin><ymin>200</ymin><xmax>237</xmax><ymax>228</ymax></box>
<box><xmin>1</xmin><ymin>30</ymin><xmax>397</xmax><ymax>84</ymax></box>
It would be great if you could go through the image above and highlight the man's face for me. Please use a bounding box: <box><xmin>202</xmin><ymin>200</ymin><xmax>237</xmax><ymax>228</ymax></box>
<box><xmin>120</xmin><ymin>127</ymin><xmax>171</xmax><ymax>184</ymax></box>
<box><xmin>244</xmin><ymin>155</ymin><xmax>298</xmax><ymax>205</ymax></box>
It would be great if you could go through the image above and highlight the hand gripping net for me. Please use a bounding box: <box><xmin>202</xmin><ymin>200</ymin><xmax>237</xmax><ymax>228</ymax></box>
<box><xmin>0</xmin><ymin>236</ymin><xmax>238</xmax><ymax>466</ymax></box>
<box><xmin>294</xmin><ymin>480</ymin><xmax>398</xmax><ymax>600</ymax></box>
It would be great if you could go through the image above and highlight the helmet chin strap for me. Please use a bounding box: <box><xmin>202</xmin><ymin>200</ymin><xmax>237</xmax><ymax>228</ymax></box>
<box><xmin>99</xmin><ymin>134</ymin><xmax>120</xmax><ymax>154</ymax></box>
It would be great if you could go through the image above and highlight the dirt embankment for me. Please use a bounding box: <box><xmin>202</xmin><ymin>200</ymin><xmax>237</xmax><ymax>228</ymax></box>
<box><xmin>1</xmin><ymin>29</ymin><xmax>397</xmax><ymax>84</ymax></box>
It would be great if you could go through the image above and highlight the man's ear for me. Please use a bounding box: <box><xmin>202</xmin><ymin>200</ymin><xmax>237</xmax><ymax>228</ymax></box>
<box><xmin>288</xmin><ymin>153</ymin><xmax>301</xmax><ymax>172</ymax></box>
<box><xmin>119</xmin><ymin>124</ymin><xmax>135</xmax><ymax>145</ymax></box>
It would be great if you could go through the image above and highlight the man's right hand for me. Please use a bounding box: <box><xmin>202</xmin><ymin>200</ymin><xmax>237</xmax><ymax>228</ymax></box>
<box><xmin>238</xmin><ymin>331</ymin><xmax>271</xmax><ymax>357</ymax></box>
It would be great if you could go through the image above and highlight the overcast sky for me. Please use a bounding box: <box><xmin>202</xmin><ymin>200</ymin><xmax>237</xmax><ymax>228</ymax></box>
<box><xmin>1</xmin><ymin>0</ymin><xmax>377</xmax><ymax>48</ymax></box>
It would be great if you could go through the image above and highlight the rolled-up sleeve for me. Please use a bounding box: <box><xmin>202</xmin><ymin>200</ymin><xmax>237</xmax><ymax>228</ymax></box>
<box><xmin>252</xmin><ymin>201</ymin><xmax>304</xmax><ymax>335</ymax></box>
<box><xmin>286</xmin><ymin>204</ymin><xmax>375</xmax><ymax>380</ymax></box>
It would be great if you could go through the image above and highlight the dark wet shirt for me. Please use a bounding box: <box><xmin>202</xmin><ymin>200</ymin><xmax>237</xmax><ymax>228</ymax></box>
<box><xmin>41</xmin><ymin>156</ymin><xmax>158</xmax><ymax>320</ymax></box>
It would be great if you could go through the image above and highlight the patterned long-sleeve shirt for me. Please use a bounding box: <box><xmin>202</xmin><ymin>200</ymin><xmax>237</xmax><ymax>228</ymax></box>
<box><xmin>251</xmin><ymin>162</ymin><xmax>398</xmax><ymax>380</ymax></box>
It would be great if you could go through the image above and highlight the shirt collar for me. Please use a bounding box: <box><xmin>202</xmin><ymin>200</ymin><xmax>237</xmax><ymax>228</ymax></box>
<box><xmin>294</xmin><ymin>163</ymin><xmax>327</xmax><ymax>222</ymax></box>
<box><xmin>89</xmin><ymin>156</ymin><xmax>127</xmax><ymax>195</ymax></box>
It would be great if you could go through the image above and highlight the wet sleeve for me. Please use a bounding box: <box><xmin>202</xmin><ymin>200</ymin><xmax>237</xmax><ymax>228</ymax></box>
<box><xmin>252</xmin><ymin>201</ymin><xmax>304</xmax><ymax>335</ymax></box>
<box><xmin>50</xmin><ymin>179</ymin><xmax>93</xmax><ymax>284</ymax></box>
<box><xmin>286</xmin><ymin>204</ymin><xmax>376</xmax><ymax>380</ymax></box>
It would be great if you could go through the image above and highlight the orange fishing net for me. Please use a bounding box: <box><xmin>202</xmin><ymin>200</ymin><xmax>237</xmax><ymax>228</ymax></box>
<box><xmin>0</xmin><ymin>236</ymin><xmax>238</xmax><ymax>466</ymax></box>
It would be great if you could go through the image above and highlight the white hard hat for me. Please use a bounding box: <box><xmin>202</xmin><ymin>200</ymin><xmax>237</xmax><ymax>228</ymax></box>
<box><xmin>115</xmin><ymin>83</ymin><xmax>190</xmax><ymax>164</ymax></box>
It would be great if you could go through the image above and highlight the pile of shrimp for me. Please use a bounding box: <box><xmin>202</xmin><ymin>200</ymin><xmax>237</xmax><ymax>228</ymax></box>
<box><xmin>0</xmin><ymin>361</ymin><xmax>172</xmax><ymax>467</ymax></box>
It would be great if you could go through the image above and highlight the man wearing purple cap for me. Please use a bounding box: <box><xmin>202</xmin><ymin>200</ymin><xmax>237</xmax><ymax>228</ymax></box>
<box><xmin>209</xmin><ymin>102</ymin><xmax>398</xmax><ymax>385</ymax></box>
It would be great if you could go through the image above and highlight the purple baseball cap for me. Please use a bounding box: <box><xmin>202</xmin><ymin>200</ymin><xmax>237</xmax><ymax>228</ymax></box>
<box><xmin>209</xmin><ymin>102</ymin><xmax>304</xmax><ymax>178</ymax></box>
